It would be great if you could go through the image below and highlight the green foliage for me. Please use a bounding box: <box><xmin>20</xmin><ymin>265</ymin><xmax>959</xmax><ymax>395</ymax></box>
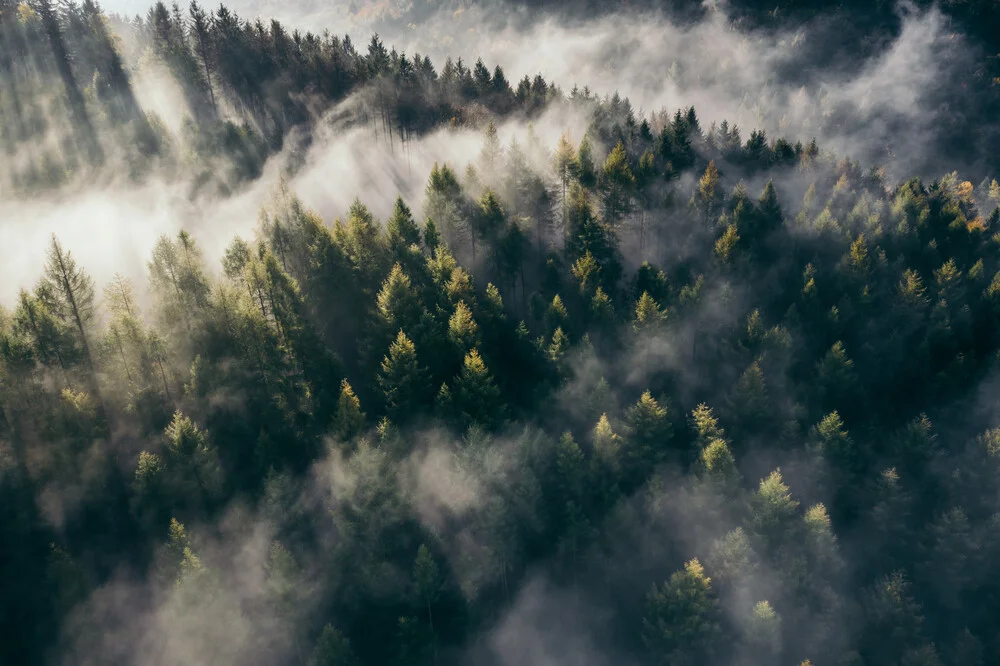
<box><xmin>742</xmin><ymin>600</ymin><xmax>782</xmax><ymax>660</ymax></box>
<box><xmin>750</xmin><ymin>469</ymin><xmax>799</xmax><ymax>546</ymax></box>
<box><xmin>698</xmin><ymin>439</ymin><xmax>739</xmax><ymax>488</ymax></box>
<box><xmin>642</xmin><ymin>559</ymin><xmax>722</xmax><ymax>666</ymax></box>
<box><xmin>335</xmin><ymin>380</ymin><xmax>365</xmax><ymax>441</ymax></box>
<box><xmin>387</xmin><ymin>197</ymin><xmax>422</xmax><ymax>255</ymax></box>
<box><xmin>815</xmin><ymin>342</ymin><xmax>859</xmax><ymax>413</ymax></box>
<box><xmin>7</xmin><ymin>11</ymin><xmax>1000</xmax><ymax>665</ymax></box>
<box><xmin>634</xmin><ymin>291</ymin><xmax>666</xmax><ymax>331</ymax></box>
<box><xmin>575</xmin><ymin>133</ymin><xmax>597</xmax><ymax>188</ymax></box>
<box><xmin>448</xmin><ymin>301</ymin><xmax>480</xmax><ymax>352</ymax></box>
<box><xmin>309</xmin><ymin>624</ymin><xmax>359</xmax><ymax>666</ymax></box>
<box><xmin>448</xmin><ymin>350</ymin><xmax>502</xmax><ymax>431</ymax></box>
<box><xmin>691</xmin><ymin>404</ymin><xmax>725</xmax><ymax>447</ymax></box>
<box><xmin>706</xmin><ymin>528</ymin><xmax>757</xmax><ymax>586</ymax></box>
<box><xmin>571</xmin><ymin>251</ymin><xmax>601</xmax><ymax>296</ymax></box>
<box><xmin>601</xmin><ymin>141</ymin><xmax>635</xmax><ymax>226</ymax></box>
<box><xmin>378</xmin><ymin>331</ymin><xmax>429</xmax><ymax>423</ymax></box>
<box><xmin>622</xmin><ymin>391</ymin><xmax>671</xmax><ymax>484</ymax></box>
<box><xmin>715</xmin><ymin>223</ymin><xmax>740</xmax><ymax>263</ymax></box>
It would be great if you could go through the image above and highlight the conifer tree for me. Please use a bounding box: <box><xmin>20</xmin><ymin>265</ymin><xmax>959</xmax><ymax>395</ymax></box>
<box><xmin>448</xmin><ymin>301</ymin><xmax>479</xmax><ymax>353</ymax></box>
<box><xmin>634</xmin><ymin>291</ymin><xmax>666</xmax><ymax>332</ymax></box>
<box><xmin>387</xmin><ymin>196</ymin><xmax>422</xmax><ymax>255</ymax></box>
<box><xmin>750</xmin><ymin>469</ymin><xmax>799</xmax><ymax>549</ymax></box>
<box><xmin>622</xmin><ymin>391</ymin><xmax>671</xmax><ymax>484</ymax></box>
<box><xmin>188</xmin><ymin>1</ymin><xmax>217</xmax><ymax>115</ymax></box>
<box><xmin>41</xmin><ymin>235</ymin><xmax>97</xmax><ymax>379</ymax></box>
<box><xmin>378</xmin><ymin>331</ymin><xmax>429</xmax><ymax>422</ymax></box>
<box><xmin>412</xmin><ymin>543</ymin><xmax>441</xmax><ymax>660</ymax></box>
<box><xmin>335</xmin><ymin>379</ymin><xmax>365</xmax><ymax>441</ymax></box>
<box><xmin>553</xmin><ymin>132</ymin><xmax>578</xmax><ymax>242</ymax></box>
<box><xmin>601</xmin><ymin>141</ymin><xmax>635</xmax><ymax>228</ymax></box>
<box><xmin>450</xmin><ymin>350</ymin><xmax>502</xmax><ymax>431</ymax></box>
<box><xmin>574</xmin><ymin>134</ymin><xmax>597</xmax><ymax>189</ymax></box>
<box><xmin>308</xmin><ymin>625</ymin><xmax>359</xmax><ymax>666</ymax></box>
<box><xmin>694</xmin><ymin>160</ymin><xmax>722</xmax><ymax>221</ymax></box>
<box><xmin>642</xmin><ymin>559</ymin><xmax>722</xmax><ymax>666</ymax></box>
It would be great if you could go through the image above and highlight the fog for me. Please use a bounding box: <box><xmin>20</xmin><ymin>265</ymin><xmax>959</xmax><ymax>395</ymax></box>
<box><xmin>3</xmin><ymin>3</ymin><xmax>998</xmax><ymax>660</ymax></box>
<box><xmin>3</xmin><ymin>0</ymin><xmax>991</xmax><ymax>308</ymax></box>
<box><xmin>2</xmin><ymin>0</ymin><xmax>989</xmax><ymax>309</ymax></box>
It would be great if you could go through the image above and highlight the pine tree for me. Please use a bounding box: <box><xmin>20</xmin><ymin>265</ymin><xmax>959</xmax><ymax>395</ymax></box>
<box><xmin>691</xmin><ymin>403</ymin><xmax>725</xmax><ymax>449</ymax></box>
<box><xmin>376</xmin><ymin>264</ymin><xmax>422</xmax><ymax>335</ymax></box>
<box><xmin>163</xmin><ymin>411</ymin><xmax>222</xmax><ymax>511</ymax></box>
<box><xmin>815</xmin><ymin>341</ymin><xmax>859</xmax><ymax>414</ymax></box>
<box><xmin>448</xmin><ymin>301</ymin><xmax>479</xmax><ymax>353</ymax></box>
<box><xmin>41</xmin><ymin>235</ymin><xmax>97</xmax><ymax>380</ymax></box>
<box><xmin>424</xmin><ymin>164</ymin><xmax>466</xmax><ymax>251</ymax></box>
<box><xmin>811</xmin><ymin>411</ymin><xmax>863</xmax><ymax>487</ymax></box>
<box><xmin>575</xmin><ymin>134</ymin><xmax>597</xmax><ymax>188</ymax></box>
<box><xmin>726</xmin><ymin>360</ymin><xmax>771</xmax><ymax>436</ymax></box>
<box><xmin>423</xmin><ymin>218</ymin><xmax>441</xmax><ymax>251</ymax></box>
<box><xmin>335</xmin><ymin>379</ymin><xmax>365</xmax><ymax>441</ymax></box>
<box><xmin>337</xmin><ymin>200</ymin><xmax>389</xmax><ymax>291</ymax></box>
<box><xmin>555</xmin><ymin>430</ymin><xmax>591</xmax><ymax>577</ymax></box>
<box><xmin>473</xmin><ymin>189</ymin><xmax>505</xmax><ymax>268</ymax></box>
<box><xmin>309</xmin><ymin>624</ymin><xmax>359</xmax><ymax>666</ymax></box>
<box><xmin>148</xmin><ymin>231</ymin><xmax>211</xmax><ymax>333</ymax></box>
<box><xmin>35</xmin><ymin>234</ymin><xmax>103</xmax><ymax>402</ymax></box>
<box><xmin>749</xmin><ymin>469</ymin><xmax>799</xmax><ymax>549</ymax></box>
<box><xmin>412</xmin><ymin>543</ymin><xmax>441</xmax><ymax>661</ymax></box>
<box><xmin>698</xmin><ymin>439</ymin><xmax>739</xmax><ymax>489</ymax></box>
<box><xmin>601</xmin><ymin>141</ymin><xmax>635</xmax><ymax>227</ymax></box>
<box><xmin>13</xmin><ymin>289</ymin><xmax>76</xmax><ymax>384</ymax></box>
<box><xmin>387</xmin><ymin>196</ymin><xmax>422</xmax><ymax>255</ymax></box>
<box><xmin>132</xmin><ymin>450</ymin><xmax>166</xmax><ymax>528</ymax></box>
<box><xmin>479</xmin><ymin>121</ymin><xmax>502</xmax><ymax>176</ymax></box>
<box><xmin>540</xmin><ymin>325</ymin><xmax>565</xmax><ymax>363</ymax></box>
<box><xmin>35</xmin><ymin>0</ymin><xmax>103</xmax><ymax>163</ymax></box>
<box><xmin>591</xmin><ymin>413</ymin><xmax>622</xmax><ymax>507</ymax></box>
<box><xmin>642</xmin><ymin>559</ymin><xmax>722</xmax><ymax>666</ymax></box>
<box><xmin>706</xmin><ymin>527</ymin><xmax>757</xmax><ymax>587</ymax></box>
<box><xmin>634</xmin><ymin>291</ymin><xmax>665</xmax><ymax>331</ymax></box>
<box><xmin>740</xmin><ymin>600</ymin><xmax>782</xmax><ymax>664</ymax></box>
<box><xmin>545</xmin><ymin>295</ymin><xmax>569</xmax><ymax>336</ymax></box>
<box><xmin>188</xmin><ymin>1</ymin><xmax>217</xmax><ymax>115</ymax></box>
<box><xmin>694</xmin><ymin>160</ymin><xmax>721</xmax><ymax>221</ymax></box>
<box><xmin>590</xmin><ymin>288</ymin><xmax>614</xmax><ymax>328</ymax></box>
<box><xmin>378</xmin><ymin>330</ymin><xmax>429</xmax><ymax>422</ymax></box>
<box><xmin>552</xmin><ymin>132</ymin><xmax>578</xmax><ymax>242</ymax></box>
<box><xmin>757</xmin><ymin>180</ymin><xmax>783</xmax><ymax>236</ymax></box>
<box><xmin>450</xmin><ymin>350</ymin><xmax>502</xmax><ymax>431</ymax></box>
<box><xmin>571</xmin><ymin>251</ymin><xmax>601</xmax><ymax>296</ymax></box>
<box><xmin>622</xmin><ymin>391</ymin><xmax>671</xmax><ymax>485</ymax></box>
<box><xmin>861</xmin><ymin>571</ymin><xmax>927</xmax><ymax>664</ymax></box>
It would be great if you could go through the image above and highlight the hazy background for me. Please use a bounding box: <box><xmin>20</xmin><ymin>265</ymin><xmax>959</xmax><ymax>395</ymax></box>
<box><xmin>3</xmin><ymin>0</ymin><xmax>994</xmax><ymax>308</ymax></box>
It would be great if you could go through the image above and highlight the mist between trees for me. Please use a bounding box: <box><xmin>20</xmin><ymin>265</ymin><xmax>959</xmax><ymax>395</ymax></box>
<box><xmin>4</xmin><ymin>0</ymin><xmax>1000</xmax><ymax>665</ymax></box>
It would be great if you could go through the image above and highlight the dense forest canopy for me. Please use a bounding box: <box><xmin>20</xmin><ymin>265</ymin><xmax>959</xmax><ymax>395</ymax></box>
<box><xmin>3</xmin><ymin>0</ymin><xmax>1000</xmax><ymax>665</ymax></box>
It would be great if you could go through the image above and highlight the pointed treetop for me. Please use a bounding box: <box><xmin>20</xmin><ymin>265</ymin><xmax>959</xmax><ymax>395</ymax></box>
<box><xmin>335</xmin><ymin>379</ymin><xmax>365</xmax><ymax>441</ymax></box>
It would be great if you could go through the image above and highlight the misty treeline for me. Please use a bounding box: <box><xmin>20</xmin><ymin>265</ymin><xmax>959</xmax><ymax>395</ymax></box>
<box><xmin>367</xmin><ymin>0</ymin><xmax>1000</xmax><ymax>92</ymax></box>
<box><xmin>6</xmin><ymin>54</ymin><xmax>1000</xmax><ymax>663</ymax></box>
<box><xmin>0</xmin><ymin>0</ymin><xmax>557</xmax><ymax>195</ymax></box>
<box><xmin>7</xmin><ymin>2</ymin><xmax>1000</xmax><ymax>666</ymax></box>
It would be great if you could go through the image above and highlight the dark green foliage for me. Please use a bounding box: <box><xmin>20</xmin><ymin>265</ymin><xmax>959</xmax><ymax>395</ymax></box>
<box><xmin>5</xmin><ymin>4</ymin><xmax>1000</xmax><ymax>666</ymax></box>
<box><xmin>642</xmin><ymin>559</ymin><xmax>722</xmax><ymax>666</ymax></box>
<box><xmin>309</xmin><ymin>624</ymin><xmax>359</xmax><ymax>666</ymax></box>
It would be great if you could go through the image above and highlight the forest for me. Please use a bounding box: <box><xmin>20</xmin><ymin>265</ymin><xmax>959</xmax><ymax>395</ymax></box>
<box><xmin>3</xmin><ymin>0</ymin><xmax>1000</xmax><ymax>665</ymax></box>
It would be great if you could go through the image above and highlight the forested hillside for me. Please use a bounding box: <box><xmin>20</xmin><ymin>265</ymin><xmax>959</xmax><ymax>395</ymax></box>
<box><xmin>4</xmin><ymin>1</ymin><xmax>1000</xmax><ymax>665</ymax></box>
